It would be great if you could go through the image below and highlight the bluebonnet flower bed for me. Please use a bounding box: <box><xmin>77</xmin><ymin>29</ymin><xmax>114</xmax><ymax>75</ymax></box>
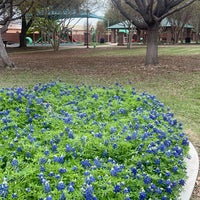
<box><xmin>0</xmin><ymin>82</ymin><xmax>189</xmax><ymax>199</ymax></box>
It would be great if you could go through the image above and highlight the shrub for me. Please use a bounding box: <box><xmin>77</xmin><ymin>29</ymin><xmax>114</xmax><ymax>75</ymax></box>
<box><xmin>0</xmin><ymin>82</ymin><xmax>189</xmax><ymax>199</ymax></box>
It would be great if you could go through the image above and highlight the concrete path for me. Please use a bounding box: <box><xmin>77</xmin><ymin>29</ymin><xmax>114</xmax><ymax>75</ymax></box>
<box><xmin>179</xmin><ymin>142</ymin><xmax>199</xmax><ymax>200</ymax></box>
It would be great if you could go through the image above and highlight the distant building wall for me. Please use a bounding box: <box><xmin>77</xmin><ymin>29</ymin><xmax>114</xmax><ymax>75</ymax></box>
<box><xmin>1</xmin><ymin>23</ymin><xmax>20</xmax><ymax>43</ymax></box>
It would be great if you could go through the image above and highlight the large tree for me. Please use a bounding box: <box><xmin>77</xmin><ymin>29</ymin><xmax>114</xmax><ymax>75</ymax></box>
<box><xmin>111</xmin><ymin>0</ymin><xmax>197</xmax><ymax>65</ymax></box>
<box><xmin>0</xmin><ymin>0</ymin><xmax>33</xmax><ymax>68</ymax></box>
<box><xmin>19</xmin><ymin>0</ymin><xmax>85</xmax><ymax>49</ymax></box>
<box><xmin>190</xmin><ymin>1</ymin><xmax>200</xmax><ymax>42</ymax></box>
<box><xmin>18</xmin><ymin>0</ymin><xmax>41</xmax><ymax>48</ymax></box>
<box><xmin>167</xmin><ymin>6</ymin><xmax>194</xmax><ymax>44</ymax></box>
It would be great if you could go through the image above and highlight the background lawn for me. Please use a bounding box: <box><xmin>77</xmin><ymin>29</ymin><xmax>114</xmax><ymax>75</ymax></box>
<box><xmin>1</xmin><ymin>44</ymin><xmax>200</xmax><ymax>198</ymax></box>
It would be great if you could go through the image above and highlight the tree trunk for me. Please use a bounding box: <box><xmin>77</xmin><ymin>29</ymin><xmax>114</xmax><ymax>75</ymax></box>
<box><xmin>145</xmin><ymin>24</ymin><xmax>159</xmax><ymax>66</ymax></box>
<box><xmin>127</xmin><ymin>25</ymin><xmax>133</xmax><ymax>49</ymax></box>
<box><xmin>19</xmin><ymin>15</ymin><xmax>28</xmax><ymax>48</ymax></box>
<box><xmin>51</xmin><ymin>31</ymin><xmax>60</xmax><ymax>51</ymax></box>
<box><xmin>19</xmin><ymin>15</ymin><xmax>33</xmax><ymax>48</ymax></box>
<box><xmin>19</xmin><ymin>33</ymin><xmax>27</xmax><ymax>48</ymax></box>
<box><xmin>0</xmin><ymin>33</ymin><xmax>15</xmax><ymax>68</ymax></box>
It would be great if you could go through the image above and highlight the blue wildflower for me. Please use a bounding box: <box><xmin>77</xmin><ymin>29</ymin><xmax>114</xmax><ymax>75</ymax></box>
<box><xmin>110</xmin><ymin>127</ymin><xmax>117</xmax><ymax>134</ymax></box>
<box><xmin>60</xmin><ymin>192</ymin><xmax>66</xmax><ymax>200</ymax></box>
<box><xmin>159</xmin><ymin>143</ymin><xmax>166</xmax><ymax>152</ymax></box>
<box><xmin>52</xmin><ymin>144</ymin><xmax>57</xmax><ymax>152</ymax></box>
<box><xmin>166</xmin><ymin>150</ymin><xmax>172</xmax><ymax>157</ymax></box>
<box><xmin>114</xmin><ymin>183</ymin><xmax>121</xmax><ymax>193</ymax></box>
<box><xmin>172</xmin><ymin>166</ymin><xmax>178</xmax><ymax>173</ymax></box>
<box><xmin>55</xmin><ymin>174</ymin><xmax>61</xmax><ymax>179</ymax></box>
<box><xmin>11</xmin><ymin>158</ymin><xmax>18</xmax><ymax>168</ymax></box>
<box><xmin>67</xmin><ymin>182</ymin><xmax>75</xmax><ymax>192</ymax></box>
<box><xmin>139</xmin><ymin>191</ymin><xmax>146</xmax><ymax>200</ymax></box>
<box><xmin>132</xmin><ymin>131</ymin><xmax>137</xmax><ymax>139</ymax></box>
<box><xmin>154</xmin><ymin>167</ymin><xmax>161</xmax><ymax>174</ymax></box>
<box><xmin>182</xmin><ymin>138</ymin><xmax>189</xmax><ymax>146</ymax></box>
<box><xmin>72</xmin><ymin>166</ymin><xmax>78</xmax><ymax>171</ymax></box>
<box><xmin>84</xmin><ymin>171</ymin><xmax>90</xmax><ymax>176</ymax></box>
<box><xmin>66</xmin><ymin>144</ymin><xmax>71</xmax><ymax>152</ymax></box>
<box><xmin>110</xmin><ymin>110</ymin><xmax>116</xmax><ymax>116</ymax></box>
<box><xmin>44</xmin><ymin>181</ymin><xmax>51</xmax><ymax>193</ymax></box>
<box><xmin>138</xmin><ymin>144</ymin><xmax>144</xmax><ymax>152</ymax></box>
<box><xmin>12</xmin><ymin>193</ymin><xmax>18</xmax><ymax>198</ymax></box>
<box><xmin>126</xmin><ymin>135</ymin><xmax>132</xmax><ymax>141</ymax></box>
<box><xmin>81</xmin><ymin>159</ymin><xmax>91</xmax><ymax>168</ymax></box>
<box><xmin>94</xmin><ymin>158</ymin><xmax>102</xmax><ymax>168</ymax></box>
<box><xmin>143</xmin><ymin>175</ymin><xmax>151</xmax><ymax>185</ymax></box>
<box><xmin>26</xmin><ymin>152</ymin><xmax>31</xmax><ymax>158</ymax></box>
<box><xmin>25</xmin><ymin>187</ymin><xmax>31</xmax><ymax>193</ymax></box>
<box><xmin>68</xmin><ymin>129</ymin><xmax>74</xmax><ymax>139</ymax></box>
<box><xmin>54</xmin><ymin>155</ymin><xmax>65</xmax><ymax>164</ymax></box>
<box><xmin>95</xmin><ymin>132</ymin><xmax>102</xmax><ymax>138</ymax></box>
<box><xmin>125</xmin><ymin>196</ymin><xmax>131</xmax><ymax>200</ymax></box>
<box><xmin>154</xmin><ymin>158</ymin><xmax>160</xmax><ymax>165</ymax></box>
<box><xmin>17</xmin><ymin>146</ymin><xmax>22</xmax><ymax>152</ymax></box>
<box><xmin>40</xmin><ymin>166</ymin><xmax>45</xmax><ymax>172</ymax></box>
<box><xmin>179</xmin><ymin>179</ymin><xmax>185</xmax><ymax>186</ymax></box>
<box><xmin>155</xmin><ymin>187</ymin><xmax>162</xmax><ymax>194</ymax></box>
<box><xmin>171</xmin><ymin>181</ymin><xmax>177</xmax><ymax>188</ymax></box>
<box><xmin>59</xmin><ymin>168</ymin><xmax>67</xmax><ymax>174</ymax></box>
<box><xmin>102</xmin><ymin>150</ymin><xmax>108</xmax><ymax>157</ymax></box>
<box><xmin>166</xmin><ymin>186</ymin><xmax>172</xmax><ymax>194</ymax></box>
<box><xmin>39</xmin><ymin>157</ymin><xmax>47</xmax><ymax>164</ymax></box>
<box><xmin>38</xmin><ymin>173</ymin><xmax>44</xmax><ymax>183</ymax></box>
<box><xmin>165</xmin><ymin>171</ymin><xmax>171</xmax><ymax>178</ymax></box>
<box><xmin>46</xmin><ymin>195</ymin><xmax>53</xmax><ymax>200</ymax></box>
<box><xmin>85</xmin><ymin>175</ymin><xmax>96</xmax><ymax>184</ymax></box>
<box><xmin>0</xmin><ymin>180</ymin><xmax>9</xmax><ymax>198</ymax></box>
<box><xmin>164</xmin><ymin>139</ymin><xmax>171</xmax><ymax>147</ymax></box>
<box><xmin>150</xmin><ymin>183</ymin><xmax>156</xmax><ymax>191</ymax></box>
<box><xmin>57</xmin><ymin>181</ymin><xmax>65</xmax><ymax>191</ymax></box>
<box><xmin>119</xmin><ymin>108</ymin><xmax>127</xmax><ymax>114</ymax></box>
<box><xmin>83</xmin><ymin>185</ymin><xmax>97</xmax><ymax>200</ymax></box>
<box><xmin>92</xmin><ymin>94</ymin><xmax>98</xmax><ymax>99</ymax></box>
<box><xmin>123</xmin><ymin>187</ymin><xmax>130</xmax><ymax>194</ymax></box>
<box><xmin>49</xmin><ymin>172</ymin><xmax>55</xmax><ymax>177</ymax></box>
<box><xmin>130</xmin><ymin>167</ymin><xmax>137</xmax><ymax>177</ymax></box>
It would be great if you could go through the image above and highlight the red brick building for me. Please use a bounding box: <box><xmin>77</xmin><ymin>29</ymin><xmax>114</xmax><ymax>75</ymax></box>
<box><xmin>108</xmin><ymin>18</ymin><xmax>195</xmax><ymax>45</ymax></box>
<box><xmin>1</xmin><ymin>23</ymin><xmax>21</xmax><ymax>44</ymax></box>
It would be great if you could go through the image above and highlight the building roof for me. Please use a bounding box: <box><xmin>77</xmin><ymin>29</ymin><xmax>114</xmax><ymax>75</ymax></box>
<box><xmin>108</xmin><ymin>22</ymin><xmax>127</xmax><ymax>29</ymax></box>
<box><xmin>161</xmin><ymin>18</ymin><xmax>193</xmax><ymax>28</ymax></box>
<box><xmin>109</xmin><ymin>18</ymin><xmax>193</xmax><ymax>30</ymax></box>
<box><xmin>36</xmin><ymin>11</ymin><xmax>103</xmax><ymax>20</ymax></box>
<box><xmin>108</xmin><ymin>22</ymin><xmax>135</xmax><ymax>29</ymax></box>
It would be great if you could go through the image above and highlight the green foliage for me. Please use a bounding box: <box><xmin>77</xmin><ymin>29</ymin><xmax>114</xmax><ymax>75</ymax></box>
<box><xmin>0</xmin><ymin>82</ymin><xmax>190</xmax><ymax>199</ymax></box>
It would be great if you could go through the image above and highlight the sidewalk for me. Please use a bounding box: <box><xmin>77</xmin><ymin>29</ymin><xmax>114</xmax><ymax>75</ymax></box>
<box><xmin>180</xmin><ymin>142</ymin><xmax>199</xmax><ymax>200</ymax></box>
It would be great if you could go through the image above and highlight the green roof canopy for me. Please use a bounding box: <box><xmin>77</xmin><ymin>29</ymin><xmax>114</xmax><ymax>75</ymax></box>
<box><xmin>119</xmin><ymin>29</ymin><xmax>129</xmax><ymax>33</ymax></box>
<box><xmin>108</xmin><ymin>22</ymin><xmax>135</xmax><ymax>29</ymax></box>
<box><xmin>36</xmin><ymin>11</ymin><xmax>104</xmax><ymax>20</ymax></box>
<box><xmin>109</xmin><ymin>18</ymin><xmax>193</xmax><ymax>30</ymax></box>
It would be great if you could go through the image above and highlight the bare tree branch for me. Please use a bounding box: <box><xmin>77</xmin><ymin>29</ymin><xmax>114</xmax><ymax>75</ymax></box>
<box><xmin>111</xmin><ymin>0</ymin><xmax>198</xmax><ymax>65</ymax></box>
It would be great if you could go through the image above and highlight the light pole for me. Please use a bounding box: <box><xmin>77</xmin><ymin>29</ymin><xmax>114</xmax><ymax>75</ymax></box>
<box><xmin>107</xmin><ymin>19</ymin><xmax>109</xmax><ymax>43</ymax></box>
<box><xmin>86</xmin><ymin>9</ymin><xmax>89</xmax><ymax>48</ymax></box>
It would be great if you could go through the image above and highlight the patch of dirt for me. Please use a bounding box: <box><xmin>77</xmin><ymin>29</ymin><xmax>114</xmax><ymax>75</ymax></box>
<box><xmin>1</xmin><ymin>46</ymin><xmax>200</xmax><ymax>199</ymax></box>
<box><xmin>1</xmin><ymin>47</ymin><xmax>199</xmax><ymax>87</ymax></box>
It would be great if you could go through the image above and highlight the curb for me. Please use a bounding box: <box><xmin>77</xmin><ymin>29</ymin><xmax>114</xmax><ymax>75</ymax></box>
<box><xmin>179</xmin><ymin>142</ymin><xmax>199</xmax><ymax>200</ymax></box>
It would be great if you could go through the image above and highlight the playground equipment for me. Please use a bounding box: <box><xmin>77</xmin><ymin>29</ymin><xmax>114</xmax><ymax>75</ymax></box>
<box><xmin>68</xmin><ymin>35</ymin><xmax>76</xmax><ymax>42</ymax></box>
<box><xmin>26</xmin><ymin>37</ymin><xmax>33</xmax><ymax>44</ymax></box>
